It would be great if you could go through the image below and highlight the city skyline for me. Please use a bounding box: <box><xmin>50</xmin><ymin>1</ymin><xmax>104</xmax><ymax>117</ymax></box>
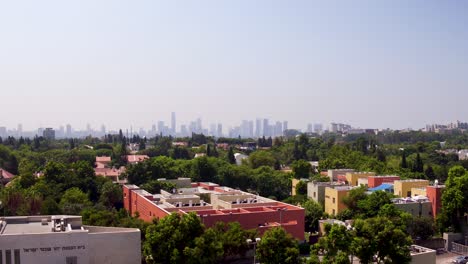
<box><xmin>1</xmin><ymin>1</ymin><xmax>468</xmax><ymax>130</ymax></box>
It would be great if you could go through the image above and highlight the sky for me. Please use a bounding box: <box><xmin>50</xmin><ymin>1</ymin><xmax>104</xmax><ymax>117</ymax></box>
<box><xmin>0</xmin><ymin>0</ymin><xmax>467</xmax><ymax>131</ymax></box>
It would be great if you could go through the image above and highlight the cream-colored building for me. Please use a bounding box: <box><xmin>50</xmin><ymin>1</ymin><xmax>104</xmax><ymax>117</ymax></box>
<box><xmin>394</xmin><ymin>180</ymin><xmax>429</xmax><ymax>197</ymax></box>
<box><xmin>0</xmin><ymin>215</ymin><xmax>141</xmax><ymax>264</ymax></box>
<box><xmin>411</xmin><ymin>187</ymin><xmax>427</xmax><ymax>197</ymax></box>
<box><xmin>410</xmin><ymin>245</ymin><xmax>435</xmax><ymax>264</ymax></box>
<box><xmin>345</xmin><ymin>172</ymin><xmax>376</xmax><ymax>186</ymax></box>
<box><xmin>324</xmin><ymin>186</ymin><xmax>352</xmax><ymax>216</ymax></box>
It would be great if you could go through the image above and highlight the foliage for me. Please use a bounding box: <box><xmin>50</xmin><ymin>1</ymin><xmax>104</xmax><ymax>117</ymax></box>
<box><xmin>256</xmin><ymin>227</ymin><xmax>301</xmax><ymax>264</ymax></box>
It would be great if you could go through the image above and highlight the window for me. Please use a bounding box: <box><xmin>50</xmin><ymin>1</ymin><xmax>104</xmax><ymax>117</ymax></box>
<box><xmin>332</xmin><ymin>198</ymin><xmax>336</xmax><ymax>204</ymax></box>
<box><xmin>5</xmin><ymin>250</ymin><xmax>11</xmax><ymax>264</ymax></box>
<box><xmin>313</xmin><ymin>192</ymin><xmax>316</xmax><ymax>198</ymax></box>
<box><xmin>66</xmin><ymin>256</ymin><xmax>78</xmax><ymax>264</ymax></box>
<box><xmin>332</xmin><ymin>209</ymin><xmax>335</xmax><ymax>215</ymax></box>
<box><xmin>14</xmin><ymin>249</ymin><xmax>20</xmax><ymax>264</ymax></box>
<box><xmin>0</xmin><ymin>250</ymin><xmax>3</xmax><ymax>264</ymax></box>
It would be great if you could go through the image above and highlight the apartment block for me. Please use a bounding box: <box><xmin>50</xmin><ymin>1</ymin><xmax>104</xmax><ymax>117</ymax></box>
<box><xmin>327</xmin><ymin>169</ymin><xmax>355</xmax><ymax>181</ymax></box>
<box><xmin>345</xmin><ymin>172</ymin><xmax>376</xmax><ymax>186</ymax></box>
<box><xmin>307</xmin><ymin>181</ymin><xmax>347</xmax><ymax>207</ymax></box>
<box><xmin>367</xmin><ymin>175</ymin><xmax>400</xmax><ymax>188</ymax></box>
<box><xmin>324</xmin><ymin>186</ymin><xmax>352</xmax><ymax>216</ymax></box>
<box><xmin>392</xmin><ymin>197</ymin><xmax>433</xmax><ymax>218</ymax></box>
<box><xmin>123</xmin><ymin>181</ymin><xmax>305</xmax><ymax>240</ymax></box>
<box><xmin>394</xmin><ymin>180</ymin><xmax>429</xmax><ymax>197</ymax></box>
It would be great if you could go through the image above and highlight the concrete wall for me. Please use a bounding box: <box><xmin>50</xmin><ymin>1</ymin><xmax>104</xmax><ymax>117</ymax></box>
<box><xmin>394</xmin><ymin>202</ymin><xmax>432</xmax><ymax>218</ymax></box>
<box><xmin>87</xmin><ymin>227</ymin><xmax>141</xmax><ymax>264</ymax></box>
<box><xmin>0</xmin><ymin>231</ymin><xmax>89</xmax><ymax>264</ymax></box>
<box><xmin>411</xmin><ymin>187</ymin><xmax>427</xmax><ymax>197</ymax></box>
<box><xmin>345</xmin><ymin>172</ymin><xmax>375</xmax><ymax>186</ymax></box>
<box><xmin>307</xmin><ymin>182</ymin><xmax>331</xmax><ymax>206</ymax></box>
<box><xmin>426</xmin><ymin>186</ymin><xmax>444</xmax><ymax>218</ymax></box>
<box><xmin>368</xmin><ymin>176</ymin><xmax>400</xmax><ymax>188</ymax></box>
<box><xmin>394</xmin><ymin>180</ymin><xmax>429</xmax><ymax>197</ymax></box>
<box><xmin>411</xmin><ymin>251</ymin><xmax>436</xmax><ymax>264</ymax></box>
<box><xmin>327</xmin><ymin>169</ymin><xmax>355</xmax><ymax>181</ymax></box>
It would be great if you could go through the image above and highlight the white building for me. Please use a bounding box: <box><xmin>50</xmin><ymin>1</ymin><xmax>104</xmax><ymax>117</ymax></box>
<box><xmin>0</xmin><ymin>215</ymin><xmax>140</xmax><ymax>264</ymax></box>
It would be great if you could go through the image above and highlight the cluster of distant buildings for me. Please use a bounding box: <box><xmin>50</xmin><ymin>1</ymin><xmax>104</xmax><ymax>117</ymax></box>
<box><xmin>293</xmin><ymin>169</ymin><xmax>445</xmax><ymax>219</ymax></box>
<box><xmin>437</xmin><ymin>148</ymin><xmax>468</xmax><ymax>161</ymax></box>
<box><xmin>425</xmin><ymin>120</ymin><xmax>468</xmax><ymax>133</ymax></box>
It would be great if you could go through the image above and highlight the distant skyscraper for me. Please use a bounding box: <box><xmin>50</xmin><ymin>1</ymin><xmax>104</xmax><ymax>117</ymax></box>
<box><xmin>66</xmin><ymin>124</ymin><xmax>72</xmax><ymax>137</ymax></box>
<box><xmin>157</xmin><ymin>121</ymin><xmax>165</xmax><ymax>134</ymax></box>
<box><xmin>101</xmin><ymin>125</ymin><xmax>106</xmax><ymax>135</ymax></box>
<box><xmin>0</xmin><ymin>127</ymin><xmax>6</xmax><ymax>138</ymax></box>
<box><xmin>275</xmin><ymin>121</ymin><xmax>283</xmax><ymax>136</ymax></box>
<box><xmin>313</xmin><ymin>123</ymin><xmax>323</xmax><ymax>134</ymax></box>
<box><xmin>17</xmin><ymin>124</ymin><xmax>23</xmax><ymax>136</ymax></box>
<box><xmin>209</xmin><ymin>123</ymin><xmax>217</xmax><ymax>136</ymax></box>
<box><xmin>171</xmin><ymin>112</ymin><xmax>176</xmax><ymax>134</ymax></box>
<box><xmin>217</xmin><ymin>123</ymin><xmax>223</xmax><ymax>137</ymax></box>
<box><xmin>307</xmin><ymin>123</ymin><xmax>313</xmax><ymax>133</ymax></box>
<box><xmin>263</xmin><ymin>119</ymin><xmax>269</xmax><ymax>136</ymax></box>
<box><xmin>43</xmin><ymin>128</ymin><xmax>55</xmax><ymax>140</ymax></box>
<box><xmin>283</xmin><ymin>121</ymin><xmax>288</xmax><ymax>132</ymax></box>
<box><xmin>255</xmin><ymin>119</ymin><xmax>262</xmax><ymax>137</ymax></box>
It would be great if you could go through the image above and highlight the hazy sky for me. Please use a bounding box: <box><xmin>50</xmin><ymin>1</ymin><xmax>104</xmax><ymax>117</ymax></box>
<box><xmin>0</xmin><ymin>0</ymin><xmax>467</xmax><ymax>131</ymax></box>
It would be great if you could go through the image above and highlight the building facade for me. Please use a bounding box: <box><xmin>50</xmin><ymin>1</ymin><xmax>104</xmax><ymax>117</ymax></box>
<box><xmin>324</xmin><ymin>186</ymin><xmax>352</xmax><ymax>216</ymax></box>
<box><xmin>394</xmin><ymin>180</ymin><xmax>429</xmax><ymax>197</ymax></box>
<box><xmin>0</xmin><ymin>215</ymin><xmax>140</xmax><ymax>264</ymax></box>
<box><xmin>367</xmin><ymin>175</ymin><xmax>400</xmax><ymax>188</ymax></box>
<box><xmin>123</xmin><ymin>181</ymin><xmax>305</xmax><ymax>240</ymax></box>
<box><xmin>345</xmin><ymin>172</ymin><xmax>376</xmax><ymax>186</ymax></box>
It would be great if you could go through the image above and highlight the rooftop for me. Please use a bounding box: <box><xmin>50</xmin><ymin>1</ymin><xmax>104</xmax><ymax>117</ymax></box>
<box><xmin>1</xmin><ymin>215</ymin><xmax>83</xmax><ymax>235</ymax></box>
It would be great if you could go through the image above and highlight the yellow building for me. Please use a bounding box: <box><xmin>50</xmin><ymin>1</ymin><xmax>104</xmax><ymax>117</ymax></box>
<box><xmin>345</xmin><ymin>172</ymin><xmax>376</xmax><ymax>186</ymax></box>
<box><xmin>394</xmin><ymin>180</ymin><xmax>429</xmax><ymax>197</ymax></box>
<box><xmin>411</xmin><ymin>187</ymin><xmax>427</xmax><ymax>197</ymax></box>
<box><xmin>324</xmin><ymin>186</ymin><xmax>352</xmax><ymax>216</ymax></box>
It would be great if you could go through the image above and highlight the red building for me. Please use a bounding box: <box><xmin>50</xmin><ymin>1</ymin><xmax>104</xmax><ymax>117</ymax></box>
<box><xmin>123</xmin><ymin>181</ymin><xmax>305</xmax><ymax>240</ymax></box>
<box><xmin>368</xmin><ymin>175</ymin><xmax>400</xmax><ymax>188</ymax></box>
<box><xmin>426</xmin><ymin>185</ymin><xmax>445</xmax><ymax>218</ymax></box>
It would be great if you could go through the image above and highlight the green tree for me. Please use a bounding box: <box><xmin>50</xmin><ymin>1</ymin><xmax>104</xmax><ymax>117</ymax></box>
<box><xmin>227</xmin><ymin>147</ymin><xmax>236</xmax><ymax>164</ymax></box>
<box><xmin>401</xmin><ymin>150</ymin><xmax>408</xmax><ymax>169</ymax></box>
<box><xmin>59</xmin><ymin>187</ymin><xmax>92</xmax><ymax>215</ymax></box>
<box><xmin>412</xmin><ymin>153</ymin><xmax>424</xmax><ymax>173</ymax></box>
<box><xmin>144</xmin><ymin>212</ymin><xmax>204</xmax><ymax>264</ymax></box>
<box><xmin>438</xmin><ymin>166</ymin><xmax>468</xmax><ymax>231</ymax></box>
<box><xmin>256</xmin><ymin>227</ymin><xmax>301</xmax><ymax>264</ymax></box>
<box><xmin>99</xmin><ymin>181</ymin><xmax>123</xmax><ymax>208</ymax></box>
<box><xmin>352</xmin><ymin>217</ymin><xmax>412</xmax><ymax>264</ymax></box>
<box><xmin>248</xmin><ymin>151</ymin><xmax>276</xmax><ymax>169</ymax></box>
<box><xmin>295</xmin><ymin>180</ymin><xmax>308</xmax><ymax>196</ymax></box>
<box><xmin>311</xmin><ymin>223</ymin><xmax>352</xmax><ymax>264</ymax></box>
<box><xmin>303</xmin><ymin>199</ymin><xmax>324</xmax><ymax>232</ymax></box>
<box><xmin>292</xmin><ymin>159</ymin><xmax>311</xmax><ymax>179</ymax></box>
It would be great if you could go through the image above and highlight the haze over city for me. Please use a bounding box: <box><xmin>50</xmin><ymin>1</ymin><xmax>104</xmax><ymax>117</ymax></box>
<box><xmin>1</xmin><ymin>1</ymin><xmax>467</xmax><ymax>131</ymax></box>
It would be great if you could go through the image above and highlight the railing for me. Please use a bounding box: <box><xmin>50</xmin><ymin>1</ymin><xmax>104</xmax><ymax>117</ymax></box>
<box><xmin>452</xmin><ymin>242</ymin><xmax>468</xmax><ymax>255</ymax></box>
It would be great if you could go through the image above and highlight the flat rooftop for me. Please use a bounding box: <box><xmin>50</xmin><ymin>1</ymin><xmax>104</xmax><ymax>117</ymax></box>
<box><xmin>1</xmin><ymin>215</ymin><xmax>83</xmax><ymax>235</ymax></box>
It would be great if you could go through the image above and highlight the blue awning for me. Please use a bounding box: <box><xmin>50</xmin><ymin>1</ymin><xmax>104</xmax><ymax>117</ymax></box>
<box><xmin>368</xmin><ymin>183</ymin><xmax>394</xmax><ymax>192</ymax></box>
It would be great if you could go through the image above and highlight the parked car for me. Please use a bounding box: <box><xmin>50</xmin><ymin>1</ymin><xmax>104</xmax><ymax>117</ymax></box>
<box><xmin>453</xmin><ymin>255</ymin><xmax>468</xmax><ymax>264</ymax></box>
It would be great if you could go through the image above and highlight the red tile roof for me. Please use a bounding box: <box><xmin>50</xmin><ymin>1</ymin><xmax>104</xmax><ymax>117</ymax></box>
<box><xmin>96</xmin><ymin>156</ymin><xmax>112</xmax><ymax>163</ymax></box>
<box><xmin>0</xmin><ymin>168</ymin><xmax>15</xmax><ymax>179</ymax></box>
<box><xmin>126</xmin><ymin>155</ymin><xmax>149</xmax><ymax>163</ymax></box>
